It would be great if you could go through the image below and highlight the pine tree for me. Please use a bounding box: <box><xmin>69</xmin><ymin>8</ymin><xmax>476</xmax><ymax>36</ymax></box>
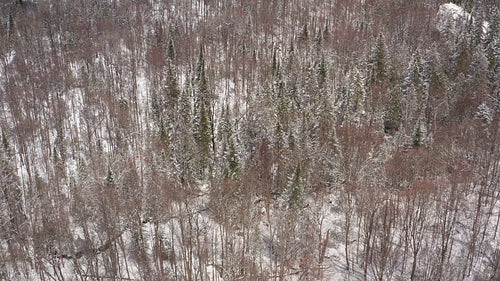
<box><xmin>164</xmin><ymin>62</ymin><xmax>180</xmax><ymax>109</ymax></box>
<box><xmin>218</xmin><ymin>105</ymin><xmax>239</xmax><ymax>178</ymax></box>
<box><xmin>468</xmin><ymin>2</ymin><xmax>484</xmax><ymax>48</ymax></box>
<box><xmin>287</xmin><ymin>164</ymin><xmax>303</xmax><ymax>209</ymax></box>
<box><xmin>347</xmin><ymin>68</ymin><xmax>366</xmax><ymax>124</ymax></box>
<box><xmin>413</xmin><ymin>124</ymin><xmax>423</xmax><ymax>147</ymax></box>
<box><xmin>196</xmin><ymin>45</ymin><xmax>208</xmax><ymax>98</ymax></box>
<box><xmin>272</xmin><ymin>47</ymin><xmax>279</xmax><ymax>77</ymax></box>
<box><xmin>466</xmin><ymin>45</ymin><xmax>489</xmax><ymax>95</ymax></box>
<box><xmin>2</xmin><ymin>129</ymin><xmax>9</xmax><ymax>151</ymax></box>
<box><xmin>167</xmin><ymin>37</ymin><xmax>175</xmax><ymax>61</ymax></box>
<box><xmin>194</xmin><ymin>45</ymin><xmax>213</xmax><ymax>175</ymax></box>
<box><xmin>105</xmin><ymin>167</ymin><xmax>116</xmax><ymax>188</ymax></box>
<box><xmin>317</xmin><ymin>55</ymin><xmax>327</xmax><ymax>88</ymax></box>
<box><xmin>402</xmin><ymin>53</ymin><xmax>427</xmax><ymax>133</ymax></box>
<box><xmin>370</xmin><ymin>34</ymin><xmax>389</xmax><ymax>84</ymax></box>
<box><xmin>170</xmin><ymin>72</ymin><xmax>197</xmax><ymax>184</ymax></box>
<box><xmin>179</xmin><ymin>72</ymin><xmax>193</xmax><ymax>125</ymax></box>
<box><xmin>384</xmin><ymin>88</ymin><xmax>402</xmax><ymax>135</ymax></box>
<box><xmin>453</xmin><ymin>35</ymin><xmax>472</xmax><ymax>75</ymax></box>
<box><xmin>8</xmin><ymin>14</ymin><xmax>14</xmax><ymax>37</ymax></box>
<box><xmin>198</xmin><ymin>101</ymin><xmax>212</xmax><ymax>172</ymax></box>
<box><xmin>0</xmin><ymin>139</ymin><xmax>24</xmax><ymax>232</ymax></box>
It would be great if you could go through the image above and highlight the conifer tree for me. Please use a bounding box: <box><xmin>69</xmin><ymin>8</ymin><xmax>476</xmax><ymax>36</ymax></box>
<box><xmin>8</xmin><ymin>14</ymin><xmax>14</xmax><ymax>37</ymax></box>
<box><xmin>317</xmin><ymin>55</ymin><xmax>327</xmax><ymax>88</ymax></box>
<box><xmin>348</xmin><ymin>68</ymin><xmax>366</xmax><ymax>124</ymax></box>
<box><xmin>413</xmin><ymin>124</ymin><xmax>423</xmax><ymax>147</ymax></box>
<box><xmin>194</xmin><ymin>46</ymin><xmax>213</xmax><ymax>175</ymax></box>
<box><xmin>198</xmin><ymin>101</ymin><xmax>211</xmax><ymax>173</ymax></box>
<box><xmin>370</xmin><ymin>34</ymin><xmax>389</xmax><ymax>84</ymax></box>
<box><xmin>164</xmin><ymin>63</ymin><xmax>180</xmax><ymax>108</ymax></box>
<box><xmin>105</xmin><ymin>167</ymin><xmax>116</xmax><ymax>188</ymax></box>
<box><xmin>402</xmin><ymin>53</ymin><xmax>427</xmax><ymax>133</ymax></box>
<box><xmin>218</xmin><ymin>105</ymin><xmax>239</xmax><ymax>178</ymax></box>
<box><xmin>287</xmin><ymin>164</ymin><xmax>303</xmax><ymax>209</ymax></box>
<box><xmin>468</xmin><ymin>2</ymin><xmax>484</xmax><ymax>48</ymax></box>
<box><xmin>167</xmin><ymin>37</ymin><xmax>175</xmax><ymax>61</ymax></box>
<box><xmin>384</xmin><ymin>88</ymin><xmax>402</xmax><ymax>135</ymax></box>
<box><xmin>453</xmin><ymin>35</ymin><xmax>472</xmax><ymax>75</ymax></box>
<box><xmin>0</xmin><ymin>137</ymin><xmax>24</xmax><ymax>233</ymax></box>
<box><xmin>179</xmin><ymin>72</ymin><xmax>193</xmax><ymax>126</ymax></box>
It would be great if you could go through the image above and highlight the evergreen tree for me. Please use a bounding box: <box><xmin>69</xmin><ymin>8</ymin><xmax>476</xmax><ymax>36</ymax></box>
<box><xmin>0</xmin><ymin>139</ymin><xmax>24</xmax><ymax>234</ymax></box>
<box><xmin>164</xmin><ymin>62</ymin><xmax>180</xmax><ymax>110</ymax></box>
<box><xmin>402</xmin><ymin>53</ymin><xmax>427</xmax><ymax>133</ymax></box>
<box><xmin>196</xmin><ymin>45</ymin><xmax>208</xmax><ymax>98</ymax></box>
<box><xmin>466</xmin><ymin>46</ymin><xmax>489</xmax><ymax>96</ymax></box>
<box><xmin>105</xmin><ymin>167</ymin><xmax>116</xmax><ymax>188</ymax></box>
<box><xmin>287</xmin><ymin>164</ymin><xmax>303</xmax><ymax>209</ymax></box>
<box><xmin>179</xmin><ymin>71</ymin><xmax>193</xmax><ymax>125</ymax></box>
<box><xmin>317</xmin><ymin>55</ymin><xmax>327</xmax><ymax>88</ymax></box>
<box><xmin>468</xmin><ymin>2</ymin><xmax>484</xmax><ymax>48</ymax></box>
<box><xmin>413</xmin><ymin>124</ymin><xmax>423</xmax><ymax>147</ymax></box>
<box><xmin>422</xmin><ymin>48</ymin><xmax>449</xmax><ymax>128</ymax></box>
<box><xmin>217</xmin><ymin>105</ymin><xmax>239</xmax><ymax>178</ymax></box>
<box><xmin>194</xmin><ymin>45</ymin><xmax>213</xmax><ymax>175</ymax></box>
<box><xmin>348</xmin><ymin>68</ymin><xmax>366</xmax><ymax>124</ymax></box>
<box><xmin>384</xmin><ymin>88</ymin><xmax>402</xmax><ymax>135</ymax></box>
<box><xmin>2</xmin><ymin>129</ymin><xmax>9</xmax><ymax>151</ymax></box>
<box><xmin>170</xmin><ymin>73</ymin><xmax>197</xmax><ymax>184</ymax></box>
<box><xmin>453</xmin><ymin>35</ymin><xmax>472</xmax><ymax>75</ymax></box>
<box><xmin>167</xmin><ymin>37</ymin><xmax>175</xmax><ymax>61</ymax></box>
<box><xmin>8</xmin><ymin>14</ymin><xmax>14</xmax><ymax>37</ymax></box>
<box><xmin>370</xmin><ymin>34</ymin><xmax>389</xmax><ymax>84</ymax></box>
<box><xmin>198</xmin><ymin>101</ymin><xmax>212</xmax><ymax>173</ymax></box>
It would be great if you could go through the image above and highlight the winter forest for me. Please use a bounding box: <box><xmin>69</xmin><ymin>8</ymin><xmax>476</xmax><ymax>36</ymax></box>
<box><xmin>0</xmin><ymin>0</ymin><xmax>499</xmax><ymax>280</ymax></box>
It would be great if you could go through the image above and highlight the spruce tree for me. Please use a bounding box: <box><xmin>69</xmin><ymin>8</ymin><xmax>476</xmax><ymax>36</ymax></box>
<box><xmin>198</xmin><ymin>101</ymin><xmax>211</xmax><ymax>173</ymax></box>
<box><xmin>413</xmin><ymin>124</ymin><xmax>423</xmax><ymax>147</ymax></box>
<box><xmin>218</xmin><ymin>105</ymin><xmax>239</xmax><ymax>178</ymax></box>
<box><xmin>164</xmin><ymin>62</ymin><xmax>180</xmax><ymax>109</ymax></box>
<box><xmin>287</xmin><ymin>164</ymin><xmax>303</xmax><ymax>209</ymax></box>
<box><xmin>370</xmin><ymin>34</ymin><xmax>389</xmax><ymax>84</ymax></box>
<box><xmin>194</xmin><ymin>45</ymin><xmax>213</xmax><ymax>175</ymax></box>
<box><xmin>348</xmin><ymin>68</ymin><xmax>366</xmax><ymax>124</ymax></box>
<box><xmin>384</xmin><ymin>89</ymin><xmax>402</xmax><ymax>135</ymax></box>
<box><xmin>167</xmin><ymin>37</ymin><xmax>175</xmax><ymax>61</ymax></box>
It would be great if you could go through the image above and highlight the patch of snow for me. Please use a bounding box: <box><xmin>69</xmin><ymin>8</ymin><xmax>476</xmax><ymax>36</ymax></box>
<box><xmin>436</xmin><ymin>3</ymin><xmax>470</xmax><ymax>34</ymax></box>
<box><xmin>437</xmin><ymin>3</ymin><xmax>490</xmax><ymax>37</ymax></box>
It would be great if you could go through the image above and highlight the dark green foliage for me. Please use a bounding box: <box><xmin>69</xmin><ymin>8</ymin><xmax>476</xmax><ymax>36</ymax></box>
<box><xmin>317</xmin><ymin>55</ymin><xmax>327</xmax><ymax>87</ymax></box>
<box><xmin>218</xmin><ymin>105</ymin><xmax>239</xmax><ymax>178</ymax></box>
<box><xmin>370</xmin><ymin>34</ymin><xmax>389</xmax><ymax>84</ymax></box>
<box><xmin>198</xmin><ymin>102</ymin><xmax>211</xmax><ymax>154</ymax></box>
<box><xmin>196</xmin><ymin>45</ymin><xmax>208</xmax><ymax>96</ymax></box>
<box><xmin>105</xmin><ymin>168</ymin><xmax>115</xmax><ymax>188</ymax></box>
<box><xmin>164</xmin><ymin>63</ymin><xmax>180</xmax><ymax>107</ymax></box>
<box><xmin>454</xmin><ymin>37</ymin><xmax>472</xmax><ymax>75</ymax></box>
<box><xmin>272</xmin><ymin>47</ymin><xmax>279</xmax><ymax>76</ymax></box>
<box><xmin>287</xmin><ymin>164</ymin><xmax>303</xmax><ymax>209</ymax></box>
<box><xmin>384</xmin><ymin>90</ymin><xmax>401</xmax><ymax>135</ymax></box>
<box><xmin>1</xmin><ymin>130</ymin><xmax>9</xmax><ymax>151</ymax></box>
<box><xmin>167</xmin><ymin>37</ymin><xmax>175</xmax><ymax>60</ymax></box>
<box><xmin>413</xmin><ymin>124</ymin><xmax>423</xmax><ymax>147</ymax></box>
<box><xmin>8</xmin><ymin>14</ymin><xmax>14</xmax><ymax>36</ymax></box>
